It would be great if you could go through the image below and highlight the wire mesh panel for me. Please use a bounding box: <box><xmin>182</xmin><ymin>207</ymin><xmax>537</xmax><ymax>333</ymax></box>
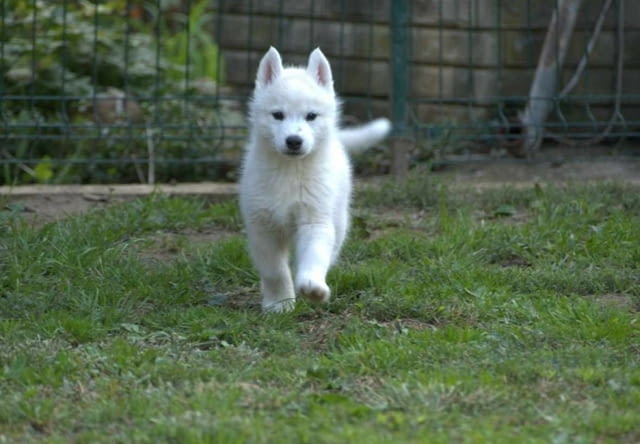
<box><xmin>0</xmin><ymin>0</ymin><xmax>638</xmax><ymax>185</ymax></box>
<box><xmin>404</xmin><ymin>0</ymin><xmax>639</xmax><ymax>162</ymax></box>
<box><xmin>1</xmin><ymin>0</ymin><xmax>239</xmax><ymax>184</ymax></box>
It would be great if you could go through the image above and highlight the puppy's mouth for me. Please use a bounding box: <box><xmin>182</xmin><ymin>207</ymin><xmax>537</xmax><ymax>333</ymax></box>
<box><xmin>284</xmin><ymin>150</ymin><xmax>304</xmax><ymax>157</ymax></box>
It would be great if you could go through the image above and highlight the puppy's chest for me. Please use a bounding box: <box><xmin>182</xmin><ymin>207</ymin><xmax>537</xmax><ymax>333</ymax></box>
<box><xmin>255</xmin><ymin>176</ymin><xmax>331</xmax><ymax>227</ymax></box>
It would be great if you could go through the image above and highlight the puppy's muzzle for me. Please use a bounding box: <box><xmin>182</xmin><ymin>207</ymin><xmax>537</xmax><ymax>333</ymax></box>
<box><xmin>285</xmin><ymin>135</ymin><xmax>303</xmax><ymax>155</ymax></box>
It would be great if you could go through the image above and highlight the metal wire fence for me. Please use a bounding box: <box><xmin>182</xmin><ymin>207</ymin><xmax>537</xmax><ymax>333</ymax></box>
<box><xmin>399</xmin><ymin>0</ymin><xmax>639</xmax><ymax>163</ymax></box>
<box><xmin>0</xmin><ymin>0</ymin><xmax>638</xmax><ymax>185</ymax></box>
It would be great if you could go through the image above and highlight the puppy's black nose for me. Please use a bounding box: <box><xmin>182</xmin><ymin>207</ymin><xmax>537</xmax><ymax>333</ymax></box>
<box><xmin>286</xmin><ymin>135</ymin><xmax>303</xmax><ymax>152</ymax></box>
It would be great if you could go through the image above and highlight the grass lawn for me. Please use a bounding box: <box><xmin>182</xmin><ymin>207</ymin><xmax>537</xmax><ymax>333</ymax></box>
<box><xmin>1</xmin><ymin>176</ymin><xmax>639</xmax><ymax>443</ymax></box>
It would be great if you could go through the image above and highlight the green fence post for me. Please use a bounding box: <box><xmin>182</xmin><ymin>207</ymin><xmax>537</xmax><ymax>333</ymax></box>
<box><xmin>390</xmin><ymin>0</ymin><xmax>410</xmax><ymax>177</ymax></box>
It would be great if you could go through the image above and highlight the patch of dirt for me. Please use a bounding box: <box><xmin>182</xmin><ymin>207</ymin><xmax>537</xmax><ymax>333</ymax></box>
<box><xmin>3</xmin><ymin>194</ymin><xmax>131</xmax><ymax>227</ymax></box>
<box><xmin>593</xmin><ymin>293</ymin><xmax>638</xmax><ymax>312</ymax></box>
<box><xmin>378</xmin><ymin>318</ymin><xmax>438</xmax><ymax>332</ymax></box>
<box><xmin>435</xmin><ymin>158</ymin><xmax>640</xmax><ymax>185</ymax></box>
<box><xmin>0</xmin><ymin>182</ymin><xmax>236</xmax><ymax>227</ymax></box>
<box><xmin>138</xmin><ymin>228</ymin><xmax>237</xmax><ymax>264</ymax></box>
<box><xmin>494</xmin><ymin>254</ymin><xmax>532</xmax><ymax>268</ymax></box>
<box><xmin>474</xmin><ymin>208</ymin><xmax>533</xmax><ymax>226</ymax></box>
<box><xmin>2</xmin><ymin>159</ymin><xmax>638</xmax><ymax>224</ymax></box>
<box><xmin>297</xmin><ymin>311</ymin><xmax>352</xmax><ymax>352</ymax></box>
<box><xmin>353</xmin><ymin>209</ymin><xmax>435</xmax><ymax>241</ymax></box>
<box><xmin>202</xmin><ymin>287</ymin><xmax>261</xmax><ymax>312</ymax></box>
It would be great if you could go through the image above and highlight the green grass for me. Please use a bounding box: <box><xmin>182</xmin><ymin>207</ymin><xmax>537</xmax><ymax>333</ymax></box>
<box><xmin>1</xmin><ymin>178</ymin><xmax>639</xmax><ymax>443</ymax></box>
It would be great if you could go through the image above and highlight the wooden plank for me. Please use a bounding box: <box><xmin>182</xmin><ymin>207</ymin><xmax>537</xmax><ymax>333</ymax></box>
<box><xmin>0</xmin><ymin>183</ymin><xmax>238</xmax><ymax>197</ymax></box>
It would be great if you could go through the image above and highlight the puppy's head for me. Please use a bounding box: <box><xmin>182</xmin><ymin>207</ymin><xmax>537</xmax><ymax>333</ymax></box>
<box><xmin>249</xmin><ymin>47</ymin><xmax>338</xmax><ymax>158</ymax></box>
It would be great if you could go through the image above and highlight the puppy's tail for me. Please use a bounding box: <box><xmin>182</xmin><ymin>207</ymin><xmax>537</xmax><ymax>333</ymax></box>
<box><xmin>338</xmin><ymin>118</ymin><xmax>391</xmax><ymax>154</ymax></box>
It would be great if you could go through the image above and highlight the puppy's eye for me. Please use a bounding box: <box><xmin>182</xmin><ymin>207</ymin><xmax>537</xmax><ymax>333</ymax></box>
<box><xmin>305</xmin><ymin>112</ymin><xmax>318</xmax><ymax>122</ymax></box>
<box><xmin>272</xmin><ymin>111</ymin><xmax>284</xmax><ymax>121</ymax></box>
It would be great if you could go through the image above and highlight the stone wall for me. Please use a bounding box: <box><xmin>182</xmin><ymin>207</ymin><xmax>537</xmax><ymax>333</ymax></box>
<box><xmin>212</xmin><ymin>0</ymin><xmax>640</xmax><ymax>127</ymax></box>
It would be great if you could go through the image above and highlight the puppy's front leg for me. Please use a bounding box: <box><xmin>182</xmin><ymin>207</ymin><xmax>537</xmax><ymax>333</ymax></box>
<box><xmin>246</xmin><ymin>225</ymin><xmax>295</xmax><ymax>313</ymax></box>
<box><xmin>295</xmin><ymin>223</ymin><xmax>334</xmax><ymax>303</ymax></box>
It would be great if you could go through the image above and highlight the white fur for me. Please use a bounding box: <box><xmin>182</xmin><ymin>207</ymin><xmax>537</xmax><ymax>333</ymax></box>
<box><xmin>239</xmin><ymin>47</ymin><xmax>391</xmax><ymax>312</ymax></box>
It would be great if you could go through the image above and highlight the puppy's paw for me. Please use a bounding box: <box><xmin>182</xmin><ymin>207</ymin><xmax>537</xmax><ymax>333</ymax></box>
<box><xmin>262</xmin><ymin>298</ymin><xmax>296</xmax><ymax>313</ymax></box>
<box><xmin>296</xmin><ymin>279</ymin><xmax>330</xmax><ymax>303</ymax></box>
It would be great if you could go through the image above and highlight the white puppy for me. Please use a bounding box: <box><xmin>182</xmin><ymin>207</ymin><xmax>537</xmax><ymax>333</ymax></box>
<box><xmin>239</xmin><ymin>47</ymin><xmax>390</xmax><ymax>312</ymax></box>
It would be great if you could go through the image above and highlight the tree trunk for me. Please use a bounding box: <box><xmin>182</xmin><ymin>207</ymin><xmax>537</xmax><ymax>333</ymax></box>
<box><xmin>518</xmin><ymin>0</ymin><xmax>583</xmax><ymax>157</ymax></box>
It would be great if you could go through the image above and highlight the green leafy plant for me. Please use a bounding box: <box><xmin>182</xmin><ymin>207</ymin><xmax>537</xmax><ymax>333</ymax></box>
<box><xmin>160</xmin><ymin>0</ymin><xmax>224</xmax><ymax>84</ymax></box>
<box><xmin>0</xmin><ymin>0</ymin><xmax>235</xmax><ymax>185</ymax></box>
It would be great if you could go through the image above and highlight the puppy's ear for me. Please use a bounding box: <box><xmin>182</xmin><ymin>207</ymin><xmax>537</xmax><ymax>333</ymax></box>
<box><xmin>256</xmin><ymin>47</ymin><xmax>283</xmax><ymax>87</ymax></box>
<box><xmin>307</xmin><ymin>48</ymin><xmax>333</xmax><ymax>90</ymax></box>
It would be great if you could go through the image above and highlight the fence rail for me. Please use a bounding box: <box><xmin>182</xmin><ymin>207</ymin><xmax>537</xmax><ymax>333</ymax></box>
<box><xmin>1</xmin><ymin>0</ymin><xmax>638</xmax><ymax>185</ymax></box>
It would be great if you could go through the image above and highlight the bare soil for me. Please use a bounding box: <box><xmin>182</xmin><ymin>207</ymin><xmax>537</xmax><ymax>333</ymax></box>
<box><xmin>435</xmin><ymin>158</ymin><xmax>640</xmax><ymax>185</ymax></box>
<box><xmin>3</xmin><ymin>194</ymin><xmax>131</xmax><ymax>227</ymax></box>
<box><xmin>1</xmin><ymin>183</ymin><xmax>236</xmax><ymax>227</ymax></box>
<box><xmin>2</xmin><ymin>159</ymin><xmax>638</xmax><ymax>226</ymax></box>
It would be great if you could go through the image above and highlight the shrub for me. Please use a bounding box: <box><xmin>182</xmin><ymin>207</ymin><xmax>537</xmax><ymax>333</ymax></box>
<box><xmin>0</xmin><ymin>0</ymin><xmax>238</xmax><ymax>184</ymax></box>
